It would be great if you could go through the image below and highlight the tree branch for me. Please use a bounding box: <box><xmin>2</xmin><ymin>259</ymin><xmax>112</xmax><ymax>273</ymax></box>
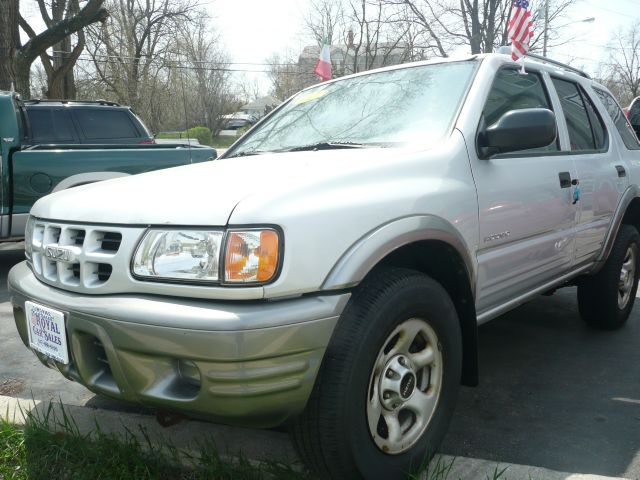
<box><xmin>19</xmin><ymin>0</ymin><xmax>108</xmax><ymax>65</ymax></box>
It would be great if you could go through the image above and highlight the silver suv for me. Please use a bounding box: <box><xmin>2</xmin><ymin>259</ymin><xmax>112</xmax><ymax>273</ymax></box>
<box><xmin>9</xmin><ymin>52</ymin><xmax>640</xmax><ymax>479</ymax></box>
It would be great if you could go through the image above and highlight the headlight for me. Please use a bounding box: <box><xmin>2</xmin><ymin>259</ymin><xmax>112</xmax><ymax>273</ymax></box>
<box><xmin>132</xmin><ymin>227</ymin><xmax>281</xmax><ymax>285</ymax></box>
<box><xmin>132</xmin><ymin>230</ymin><xmax>223</xmax><ymax>282</ymax></box>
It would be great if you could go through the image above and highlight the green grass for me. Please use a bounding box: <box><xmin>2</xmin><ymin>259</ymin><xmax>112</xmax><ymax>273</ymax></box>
<box><xmin>0</xmin><ymin>405</ymin><xmax>305</xmax><ymax>480</ymax></box>
<box><xmin>211</xmin><ymin>136</ymin><xmax>239</xmax><ymax>149</ymax></box>
<box><xmin>0</xmin><ymin>404</ymin><xmax>512</xmax><ymax>480</ymax></box>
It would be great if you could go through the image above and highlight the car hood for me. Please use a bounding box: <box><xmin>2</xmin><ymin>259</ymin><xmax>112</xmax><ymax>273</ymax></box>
<box><xmin>30</xmin><ymin>147</ymin><xmax>420</xmax><ymax>225</ymax></box>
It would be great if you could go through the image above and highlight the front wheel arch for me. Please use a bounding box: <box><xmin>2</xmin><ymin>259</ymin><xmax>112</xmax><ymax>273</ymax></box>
<box><xmin>365</xmin><ymin>240</ymin><xmax>478</xmax><ymax>387</ymax></box>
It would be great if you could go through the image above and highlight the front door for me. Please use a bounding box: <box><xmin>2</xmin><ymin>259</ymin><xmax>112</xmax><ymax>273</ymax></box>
<box><xmin>469</xmin><ymin>67</ymin><xmax>578</xmax><ymax>316</ymax></box>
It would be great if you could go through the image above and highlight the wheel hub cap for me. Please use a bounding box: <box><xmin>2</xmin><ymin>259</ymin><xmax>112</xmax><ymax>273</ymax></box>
<box><xmin>379</xmin><ymin>356</ymin><xmax>416</xmax><ymax>408</ymax></box>
<box><xmin>618</xmin><ymin>245</ymin><xmax>636</xmax><ymax>309</ymax></box>
<box><xmin>366</xmin><ymin>318</ymin><xmax>443</xmax><ymax>455</ymax></box>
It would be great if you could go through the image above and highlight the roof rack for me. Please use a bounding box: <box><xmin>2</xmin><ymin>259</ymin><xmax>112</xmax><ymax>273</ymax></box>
<box><xmin>23</xmin><ymin>98</ymin><xmax>121</xmax><ymax>107</ymax></box>
<box><xmin>496</xmin><ymin>46</ymin><xmax>590</xmax><ymax>79</ymax></box>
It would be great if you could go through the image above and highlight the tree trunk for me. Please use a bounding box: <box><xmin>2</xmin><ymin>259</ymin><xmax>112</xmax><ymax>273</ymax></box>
<box><xmin>15</xmin><ymin>52</ymin><xmax>31</xmax><ymax>97</ymax></box>
<box><xmin>3</xmin><ymin>0</ymin><xmax>107</xmax><ymax>98</ymax></box>
<box><xmin>0</xmin><ymin>0</ymin><xmax>20</xmax><ymax>91</ymax></box>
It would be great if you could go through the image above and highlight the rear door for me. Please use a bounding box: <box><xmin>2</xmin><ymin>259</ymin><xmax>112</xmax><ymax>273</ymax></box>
<box><xmin>470</xmin><ymin>67</ymin><xmax>579</xmax><ymax>315</ymax></box>
<box><xmin>549</xmin><ymin>77</ymin><xmax>628</xmax><ymax>265</ymax></box>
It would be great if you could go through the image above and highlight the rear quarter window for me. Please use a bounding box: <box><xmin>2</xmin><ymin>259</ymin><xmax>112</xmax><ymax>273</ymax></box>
<box><xmin>26</xmin><ymin>108</ymin><xmax>76</xmax><ymax>143</ymax></box>
<box><xmin>594</xmin><ymin>89</ymin><xmax>640</xmax><ymax>150</ymax></box>
<box><xmin>74</xmin><ymin>109</ymin><xmax>141</xmax><ymax>140</ymax></box>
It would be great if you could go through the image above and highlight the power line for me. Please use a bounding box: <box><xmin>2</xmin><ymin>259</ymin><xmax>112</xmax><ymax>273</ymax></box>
<box><xmin>583</xmin><ymin>1</ymin><xmax>635</xmax><ymax>18</ymax></box>
<box><xmin>73</xmin><ymin>55</ymin><xmax>315</xmax><ymax>75</ymax></box>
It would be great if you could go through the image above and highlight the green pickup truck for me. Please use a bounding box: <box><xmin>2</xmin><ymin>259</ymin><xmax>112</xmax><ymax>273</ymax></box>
<box><xmin>0</xmin><ymin>91</ymin><xmax>216</xmax><ymax>241</ymax></box>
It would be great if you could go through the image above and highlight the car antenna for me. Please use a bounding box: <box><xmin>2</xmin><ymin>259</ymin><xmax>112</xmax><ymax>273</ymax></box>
<box><xmin>177</xmin><ymin>58</ymin><xmax>192</xmax><ymax>162</ymax></box>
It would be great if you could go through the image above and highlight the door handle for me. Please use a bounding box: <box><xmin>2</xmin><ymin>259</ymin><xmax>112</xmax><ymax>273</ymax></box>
<box><xmin>558</xmin><ymin>171</ymin><xmax>571</xmax><ymax>188</ymax></box>
<box><xmin>616</xmin><ymin>165</ymin><xmax>626</xmax><ymax>177</ymax></box>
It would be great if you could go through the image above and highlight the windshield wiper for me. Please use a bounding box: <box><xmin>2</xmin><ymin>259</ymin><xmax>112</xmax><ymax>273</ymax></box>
<box><xmin>283</xmin><ymin>141</ymin><xmax>366</xmax><ymax>152</ymax></box>
<box><xmin>225</xmin><ymin>150</ymin><xmax>265</xmax><ymax>158</ymax></box>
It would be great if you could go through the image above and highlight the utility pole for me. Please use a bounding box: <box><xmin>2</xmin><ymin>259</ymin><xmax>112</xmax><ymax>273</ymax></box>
<box><xmin>543</xmin><ymin>0</ymin><xmax>549</xmax><ymax>57</ymax></box>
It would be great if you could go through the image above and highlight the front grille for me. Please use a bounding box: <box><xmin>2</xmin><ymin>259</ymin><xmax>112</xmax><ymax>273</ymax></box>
<box><xmin>100</xmin><ymin>232</ymin><xmax>122</xmax><ymax>252</ymax></box>
<box><xmin>27</xmin><ymin>220</ymin><xmax>143</xmax><ymax>293</ymax></box>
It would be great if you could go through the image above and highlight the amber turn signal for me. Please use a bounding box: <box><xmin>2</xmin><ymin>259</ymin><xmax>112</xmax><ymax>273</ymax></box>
<box><xmin>224</xmin><ymin>229</ymin><xmax>280</xmax><ymax>283</ymax></box>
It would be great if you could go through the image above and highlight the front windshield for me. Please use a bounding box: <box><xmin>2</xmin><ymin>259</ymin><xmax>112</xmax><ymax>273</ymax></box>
<box><xmin>228</xmin><ymin>60</ymin><xmax>478</xmax><ymax>157</ymax></box>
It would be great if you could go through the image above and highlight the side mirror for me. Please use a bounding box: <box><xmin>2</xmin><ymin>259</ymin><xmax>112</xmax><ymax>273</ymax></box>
<box><xmin>478</xmin><ymin>108</ymin><xmax>557</xmax><ymax>159</ymax></box>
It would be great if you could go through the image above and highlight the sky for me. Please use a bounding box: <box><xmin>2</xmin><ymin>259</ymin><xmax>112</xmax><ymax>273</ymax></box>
<box><xmin>551</xmin><ymin>0</ymin><xmax>640</xmax><ymax>73</ymax></box>
<box><xmin>206</xmin><ymin>0</ymin><xmax>640</xmax><ymax>93</ymax></box>
<box><xmin>22</xmin><ymin>0</ymin><xmax>640</xmax><ymax>95</ymax></box>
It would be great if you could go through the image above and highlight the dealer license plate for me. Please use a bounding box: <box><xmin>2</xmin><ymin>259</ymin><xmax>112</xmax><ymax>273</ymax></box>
<box><xmin>25</xmin><ymin>301</ymin><xmax>69</xmax><ymax>365</ymax></box>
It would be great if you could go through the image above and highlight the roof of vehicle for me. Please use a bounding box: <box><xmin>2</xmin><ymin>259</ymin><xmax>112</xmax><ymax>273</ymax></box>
<box><xmin>294</xmin><ymin>48</ymin><xmax>597</xmax><ymax>96</ymax></box>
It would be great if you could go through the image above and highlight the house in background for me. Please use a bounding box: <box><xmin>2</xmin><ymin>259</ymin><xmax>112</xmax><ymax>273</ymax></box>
<box><xmin>241</xmin><ymin>95</ymin><xmax>282</xmax><ymax>118</ymax></box>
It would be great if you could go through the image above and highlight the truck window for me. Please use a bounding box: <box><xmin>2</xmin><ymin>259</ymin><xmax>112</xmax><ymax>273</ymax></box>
<box><xmin>483</xmin><ymin>68</ymin><xmax>558</xmax><ymax>152</ymax></box>
<box><xmin>26</xmin><ymin>108</ymin><xmax>75</xmax><ymax>143</ymax></box>
<box><xmin>551</xmin><ymin>78</ymin><xmax>605</xmax><ymax>151</ymax></box>
<box><xmin>593</xmin><ymin>88</ymin><xmax>640</xmax><ymax>150</ymax></box>
<box><xmin>74</xmin><ymin>109</ymin><xmax>140</xmax><ymax>140</ymax></box>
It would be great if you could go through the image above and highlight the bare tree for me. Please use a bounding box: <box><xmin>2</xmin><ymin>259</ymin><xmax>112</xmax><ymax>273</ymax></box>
<box><xmin>177</xmin><ymin>15</ymin><xmax>235</xmax><ymax>135</ymax></box>
<box><xmin>597</xmin><ymin>23</ymin><xmax>640</xmax><ymax>107</ymax></box>
<box><xmin>305</xmin><ymin>0</ymin><xmax>345</xmax><ymax>46</ymax></box>
<box><xmin>266</xmin><ymin>51</ymin><xmax>312</xmax><ymax>100</ymax></box>
<box><xmin>20</xmin><ymin>0</ymin><xmax>90</xmax><ymax>98</ymax></box>
<box><xmin>385</xmin><ymin>0</ymin><xmax>580</xmax><ymax>56</ymax></box>
<box><xmin>85</xmin><ymin>0</ymin><xmax>197</xmax><ymax>114</ymax></box>
<box><xmin>301</xmin><ymin>0</ymin><xmax>419</xmax><ymax>78</ymax></box>
<box><xmin>0</xmin><ymin>0</ymin><xmax>107</xmax><ymax>97</ymax></box>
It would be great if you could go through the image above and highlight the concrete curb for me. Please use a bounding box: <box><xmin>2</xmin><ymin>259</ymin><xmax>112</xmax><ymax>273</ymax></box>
<box><xmin>0</xmin><ymin>395</ymin><xmax>632</xmax><ymax>480</ymax></box>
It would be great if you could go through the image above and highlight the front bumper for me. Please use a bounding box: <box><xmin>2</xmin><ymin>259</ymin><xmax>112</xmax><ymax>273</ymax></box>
<box><xmin>9</xmin><ymin>261</ymin><xmax>349</xmax><ymax>427</ymax></box>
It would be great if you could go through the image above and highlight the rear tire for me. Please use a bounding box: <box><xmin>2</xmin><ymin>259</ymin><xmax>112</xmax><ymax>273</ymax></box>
<box><xmin>578</xmin><ymin>224</ymin><xmax>640</xmax><ymax>330</ymax></box>
<box><xmin>290</xmin><ymin>268</ymin><xmax>462</xmax><ymax>480</ymax></box>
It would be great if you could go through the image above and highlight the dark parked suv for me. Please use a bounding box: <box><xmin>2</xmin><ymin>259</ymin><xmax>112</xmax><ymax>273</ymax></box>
<box><xmin>627</xmin><ymin>96</ymin><xmax>640</xmax><ymax>138</ymax></box>
<box><xmin>22</xmin><ymin>99</ymin><xmax>154</xmax><ymax>145</ymax></box>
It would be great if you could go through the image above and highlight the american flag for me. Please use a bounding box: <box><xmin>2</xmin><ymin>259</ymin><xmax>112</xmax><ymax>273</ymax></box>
<box><xmin>508</xmin><ymin>0</ymin><xmax>534</xmax><ymax>61</ymax></box>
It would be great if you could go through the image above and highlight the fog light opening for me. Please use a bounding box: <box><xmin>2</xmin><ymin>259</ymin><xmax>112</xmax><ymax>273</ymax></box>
<box><xmin>176</xmin><ymin>359</ymin><xmax>201</xmax><ymax>388</ymax></box>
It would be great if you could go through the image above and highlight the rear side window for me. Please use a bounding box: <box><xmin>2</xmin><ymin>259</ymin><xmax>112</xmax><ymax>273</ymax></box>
<box><xmin>593</xmin><ymin>89</ymin><xmax>640</xmax><ymax>150</ymax></box>
<box><xmin>551</xmin><ymin>78</ymin><xmax>606</xmax><ymax>151</ymax></box>
<box><xmin>482</xmin><ymin>68</ymin><xmax>558</xmax><ymax>152</ymax></box>
<box><xmin>26</xmin><ymin>108</ymin><xmax>75</xmax><ymax>143</ymax></box>
<box><xmin>74</xmin><ymin>109</ymin><xmax>140</xmax><ymax>140</ymax></box>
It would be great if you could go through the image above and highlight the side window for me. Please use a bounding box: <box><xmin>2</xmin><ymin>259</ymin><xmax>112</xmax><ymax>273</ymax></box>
<box><xmin>551</xmin><ymin>78</ymin><xmax>605</xmax><ymax>151</ymax></box>
<box><xmin>74</xmin><ymin>109</ymin><xmax>140</xmax><ymax>140</ymax></box>
<box><xmin>593</xmin><ymin>88</ymin><xmax>640</xmax><ymax>150</ymax></box>
<box><xmin>482</xmin><ymin>68</ymin><xmax>558</xmax><ymax>152</ymax></box>
<box><xmin>26</xmin><ymin>108</ymin><xmax>75</xmax><ymax>143</ymax></box>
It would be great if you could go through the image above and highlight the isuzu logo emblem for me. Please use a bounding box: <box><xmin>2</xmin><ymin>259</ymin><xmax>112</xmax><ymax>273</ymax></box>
<box><xmin>44</xmin><ymin>246</ymin><xmax>74</xmax><ymax>262</ymax></box>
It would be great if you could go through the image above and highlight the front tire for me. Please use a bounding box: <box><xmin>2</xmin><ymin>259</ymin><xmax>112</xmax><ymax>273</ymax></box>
<box><xmin>290</xmin><ymin>268</ymin><xmax>462</xmax><ymax>479</ymax></box>
<box><xmin>578</xmin><ymin>224</ymin><xmax>640</xmax><ymax>330</ymax></box>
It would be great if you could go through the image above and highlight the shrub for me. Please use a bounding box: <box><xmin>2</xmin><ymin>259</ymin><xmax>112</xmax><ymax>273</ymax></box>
<box><xmin>186</xmin><ymin>126</ymin><xmax>212</xmax><ymax>145</ymax></box>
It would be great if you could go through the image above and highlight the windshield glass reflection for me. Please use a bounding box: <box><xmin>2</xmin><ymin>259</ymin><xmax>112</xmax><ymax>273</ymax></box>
<box><xmin>227</xmin><ymin>60</ymin><xmax>478</xmax><ymax>157</ymax></box>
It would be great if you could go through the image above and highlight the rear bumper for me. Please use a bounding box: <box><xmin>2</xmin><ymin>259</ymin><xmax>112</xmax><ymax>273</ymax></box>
<box><xmin>9</xmin><ymin>261</ymin><xmax>348</xmax><ymax>427</ymax></box>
